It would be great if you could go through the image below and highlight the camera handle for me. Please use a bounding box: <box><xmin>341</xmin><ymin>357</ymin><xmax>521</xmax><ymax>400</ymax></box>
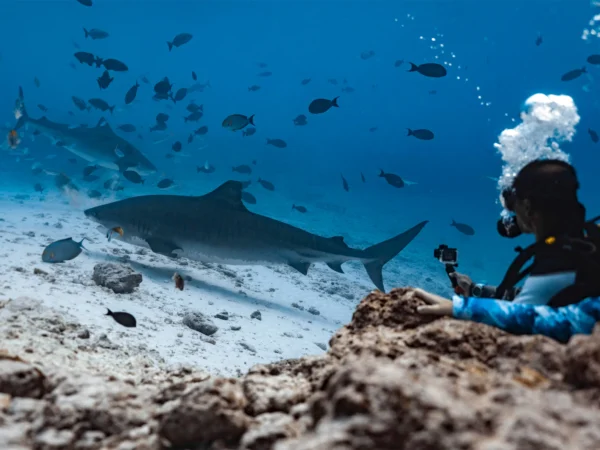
<box><xmin>444</xmin><ymin>263</ymin><xmax>465</xmax><ymax>295</ymax></box>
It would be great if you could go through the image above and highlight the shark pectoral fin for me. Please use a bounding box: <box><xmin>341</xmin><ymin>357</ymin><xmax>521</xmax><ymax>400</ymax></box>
<box><xmin>146</xmin><ymin>238</ymin><xmax>182</xmax><ymax>258</ymax></box>
<box><xmin>288</xmin><ymin>261</ymin><xmax>311</xmax><ymax>275</ymax></box>
<box><xmin>326</xmin><ymin>262</ymin><xmax>345</xmax><ymax>273</ymax></box>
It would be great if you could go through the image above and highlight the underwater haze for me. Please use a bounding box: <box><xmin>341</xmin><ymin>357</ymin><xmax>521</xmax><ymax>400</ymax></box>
<box><xmin>0</xmin><ymin>0</ymin><xmax>599</xmax><ymax>373</ymax></box>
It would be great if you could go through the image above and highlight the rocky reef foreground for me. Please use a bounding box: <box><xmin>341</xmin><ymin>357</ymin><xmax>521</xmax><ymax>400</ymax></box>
<box><xmin>2</xmin><ymin>288</ymin><xmax>600</xmax><ymax>449</ymax></box>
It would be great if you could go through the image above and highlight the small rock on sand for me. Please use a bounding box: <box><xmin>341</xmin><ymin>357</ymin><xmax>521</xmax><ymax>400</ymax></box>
<box><xmin>250</xmin><ymin>311</ymin><xmax>262</xmax><ymax>320</ymax></box>
<box><xmin>183</xmin><ymin>311</ymin><xmax>218</xmax><ymax>336</ymax></box>
<box><xmin>92</xmin><ymin>263</ymin><xmax>143</xmax><ymax>294</ymax></box>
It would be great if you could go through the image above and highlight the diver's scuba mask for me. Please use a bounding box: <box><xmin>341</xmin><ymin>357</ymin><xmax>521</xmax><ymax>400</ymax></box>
<box><xmin>497</xmin><ymin>188</ymin><xmax>523</xmax><ymax>238</ymax></box>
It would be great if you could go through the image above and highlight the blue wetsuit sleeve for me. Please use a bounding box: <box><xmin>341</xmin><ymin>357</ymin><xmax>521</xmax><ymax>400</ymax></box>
<box><xmin>452</xmin><ymin>295</ymin><xmax>600</xmax><ymax>343</ymax></box>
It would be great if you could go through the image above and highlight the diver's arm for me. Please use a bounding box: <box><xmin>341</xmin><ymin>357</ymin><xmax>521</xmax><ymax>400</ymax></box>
<box><xmin>470</xmin><ymin>283</ymin><xmax>521</xmax><ymax>300</ymax></box>
<box><xmin>452</xmin><ymin>295</ymin><xmax>600</xmax><ymax>343</ymax></box>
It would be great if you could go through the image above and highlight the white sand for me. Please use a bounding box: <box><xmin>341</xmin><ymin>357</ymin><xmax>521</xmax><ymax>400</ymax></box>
<box><xmin>0</xmin><ymin>192</ymin><xmax>392</xmax><ymax>377</ymax></box>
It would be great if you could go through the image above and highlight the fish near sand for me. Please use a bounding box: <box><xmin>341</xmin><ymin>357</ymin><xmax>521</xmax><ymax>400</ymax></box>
<box><xmin>173</xmin><ymin>273</ymin><xmax>184</xmax><ymax>290</ymax></box>
<box><xmin>561</xmin><ymin>67</ymin><xmax>586</xmax><ymax>82</ymax></box>
<box><xmin>106</xmin><ymin>309</ymin><xmax>137</xmax><ymax>327</ymax></box>
<box><xmin>451</xmin><ymin>219</ymin><xmax>475</xmax><ymax>236</ymax></box>
<box><xmin>589</xmin><ymin>128</ymin><xmax>599</xmax><ymax>144</ymax></box>
<box><xmin>379</xmin><ymin>170</ymin><xmax>404</xmax><ymax>188</ymax></box>
<box><xmin>341</xmin><ymin>174</ymin><xmax>349</xmax><ymax>192</ymax></box>
<box><xmin>292</xmin><ymin>204</ymin><xmax>307</xmax><ymax>213</ymax></box>
<box><xmin>42</xmin><ymin>238</ymin><xmax>87</xmax><ymax>263</ymax></box>
<box><xmin>84</xmin><ymin>180</ymin><xmax>428</xmax><ymax>292</ymax></box>
<box><xmin>168</xmin><ymin>33</ymin><xmax>193</xmax><ymax>51</ymax></box>
<box><xmin>407</xmin><ymin>128</ymin><xmax>434</xmax><ymax>140</ymax></box>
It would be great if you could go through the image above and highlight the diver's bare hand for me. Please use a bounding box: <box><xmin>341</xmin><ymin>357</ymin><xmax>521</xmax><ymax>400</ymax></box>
<box><xmin>449</xmin><ymin>272</ymin><xmax>473</xmax><ymax>295</ymax></box>
<box><xmin>410</xmin><ymin>288</ymin><xmax>453</xmax><ymax>317</ymax></box>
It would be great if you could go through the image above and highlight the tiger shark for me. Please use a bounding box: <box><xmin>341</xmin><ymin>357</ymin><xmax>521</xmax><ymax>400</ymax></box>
<box><xmin>84</xmin><ymin>180</ymin><xmax>428</xmax><ymax>292</ymax></box>
<box><xmin>13</xmin><ymin>87</ymin><xmax>156</xmax><ymax>175</ymax></box>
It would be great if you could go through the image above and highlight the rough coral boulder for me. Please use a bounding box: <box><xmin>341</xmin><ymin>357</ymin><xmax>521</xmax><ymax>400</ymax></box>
<box><xmin>92</xmin><ymin>262</ymin><xmax>143</xmax><ymax>294</ymax></box>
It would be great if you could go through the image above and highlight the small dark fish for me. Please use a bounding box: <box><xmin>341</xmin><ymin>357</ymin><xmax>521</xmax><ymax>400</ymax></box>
<box><xmin>37</xmin><ymin>104</ymin><xmax>48</xmax><ymax>112</ymax></box>
<box><xmin>407</xmin><ymin>128</ymin><xmax>434</xmax><ymax>140</ymax></box>
<box><xmin>257</xmin><ymin>178</ymin><xmax>275</xmax><ymax>191</ymax></box>
<box><xmin>222</xmin><ymin>114</ymin><xmax>254</xmax><ymax>131</ymax></box>
<box><xmin>309</xmin><ymin>97</ymin><xmax>339</xmax><ymax>114</ymax></box>
<box><xmin>125</xmin><ymin>82</ymin><xmax>139</xmax><ymax>105</ymax></box>
<box><xmin>173</xmin><ymin>272</ymin><xmax>184</xmax><ymax>290</ymax></box>
<box><xmin>187</xmin><ymin>133</ymin><xmax>194</xmax><ymax>143</ymax></box>
<box><xmin>186</xmin><ymin>102</ymin><xmax>203</xmax><ymax>113</ymax></box>
<box><xmin>72</xmin><ymin>96</ymin><xmax>88</xmax><ymax>111</ymax></box>
<box><xmin>258</xmin><ymin>62</ymin><xmax>268</xmax><ymax>68</ymax></box>
<box><xmin>248</xmin><ymin>85</ymin><xmax>261</xmax><ymax>92</ymax></box>
<box><xmin>123</xmin><ymin>170</ymin><xmax>144</xmax><ymax>184</ymax></box>
<box><xmin>42</xmin><ymin>237</ymin><xmax>86</xmax><ymax>263</ymax></box>
<box><xmin>157</xmin><ymin>178</ymin><xmax>174</xmax><ymax>189</ymax></box>
<box><xmin>154</xmin><ymin>78</ymin><xmax>172</xmax><ymax>94</ymax></box>
<box><xmin>242</xmin><ymin>128</ymin><xmax>256</xmax><ymax>137</ymax></box>
<box><xmin>172</xmin><ymin>141</ymin><xmax>182</xmax><ymax>152</ymax></box>
<box><xmin>369</xmin><ymin>127</ymin><xmax>378</xmax><ymax>132</ymax></box>
<box><xmin>184</xmin><ymin>111</ymin><xmax>203</xmax><ymax>123</ymax></box>
<box><xmin>140</xmin><ymin>75</ymin><xmax>150</xmax><ymax>84</ymax></box>
<box><xmin>118</xmin><ymin>124</ymin><xmax>136</xmax><ymax>132</ymax></box>
<box><xmin>292</xmin><ymin>204</ymin><xmax>307</xmax><ymax>213</ymax></box>
<box><xmin>360</xmin><ymin>50</ymin><xmax>375</xmax><ymax>60</ymax></box>
<box><xmin>97</xmin><ymin>70</ymin><xmax>114</xmax><ymax>90</ymax></box>
<box><xmin>74</xmin><ymin>51</ymin><xmax>96</xmax><ymax>66</ymax></box>
<box><xmin>361</xmin><ymin>172</ymin><xmax>366</xmax><ymax>182</ymax></box>
<box><xmin>194</xmin><ymin>125</ymin><xmax>208</xmax><ymax>135</ymax></box>
<box><xmin>102</xmin><ymin>58</ymin><xmax>128</xmax><ymax>72</ymax></box>
<box><xmin>293</xmin><ymin>115</ymin><xmax>307</xmax><ymax>126</ymax></box>
<box><xmin>451</xmin><ymin>219</ymin><xmax>475</xmax><ymax>236</ymax></box>
<box><xmin>192</xmin><ymin>71</ymin><xmax>197</xmax><ymax>81</ymax></box>
<box><xmin>258</xmin><ymin>71</ymin><xmax>272</xmax><ymax>77</ymax></box>
<box><xmin>241</xmin><ymin>191</ymin><xmax>257</xmax><ymax>204</ymax></box>
<box><xmin>394</xmin><ymin>59</ymin><xmax>404</xmax><ymax>67</ymax></box>
<box><xmin>589</xmin><ymin>128</ymin><xmax>599</xmax><ymax>143</ymax></box>
<box><xmin>535</xmin><ymin>34</ymin><xmax>543</xmax><ymax>46</ymax></box>
<box><xmin>561</xmin><ymin>67</ymin><xmax>586</xmax><ymax>82</ymax></box>
<box><xmin>34</xmin><ymin>77</ymin><xmax>41</xmax><ymax>87</ymax></box>
<box><xmin>266</xmin><ymin>138</ymin><xmax>287</xmax><ymax>148</ymax></box>
<box><xmin>196</xmin><ymin>163</ymin><xmax>215</xmax><ymax>174</ymax></box>
<box><xmin>106</xmin><ymin>308</ymin><xmax>136</xmax><ymax>328</ymax></box>
<box><xmin>69</xmin><ymin>62</ymin><xmax>77</xmax><ymax>70</ymax></box>
<box><xmin>168</xmin><ymin>33</ymin><xmax>193</xmax><ymax>51</ymax></box>
<box><xmin>88</xmin><ymin>98</ymin><xmax>115</xmax><ymax>114</ymax></box>
<box><xmin>172</xmin><ymin>87</ymin><xmax>187</xmax><ymax>103</ymax></box>
<box><xmin>301</xmin><ymin>78</ymin><xmax>311</xmax><ymax>85</ymax></box>
<box><xmin>341</xmin><ymin>86</ymin><xmax>355</xmax><ymax>93</ymax></box>
<box><xmin>232</xmin><ymin>164</ymin><xmax>252</xmax><ymax>174</ymax></box>
<box><xmin>84</xmin><ymin>28</ymin><xmax>109</xmax><ymax>39</ymax></box>
<box><xmin>68</xmin><ymin>158</ymin><xmax>77</xmax><ymax>164</ymax></box>
<box><xmin>429</xmin><ymin>90</ymin><xmax>437</xmax><ymax>95</ymax></box>
<box><xmin>156</xmin><ymin>113</ymin><xmax>169</xmax><ymax>123</ymax></box>
<box><xmin>34</xmin><ymin>183</ymin><xmax>44</xmax><ymax>193</ymax></box>
<box><xmin>328</xmin><ymin>78</ymin><xmax>338</xmax><ymax>85</ymax></box>
<box><xmin>76</xmin><ymin>0</ymin><xmax>93</xmax><ymax>7</ymax></box>
<box><xmin>68</xmin><ymin>111</ymin><xmax>75</xmax><ymax>116</ymax></box>
<box><xmin>83</xmin><ymin>165</ymin><xmax>98</xmax><ymax>176</ymax></box>
<box><xmin>188</xmin><ymin>81</ymin><xmax>211</xmax><ymax>93</ymax></box>
<box><xmin>55</xmin><ymin>173</ymin><xmax>72</xmax><ymax>189</ymax></box>
<box><xmin>379</xmin><ymin>169</ymin><xmax>404</xmax><ymax>188</ymax></box>
<box><xmin>408</xmin><ymin>62</ymin><xmax>447</xmax><ymax>78</ymax></box>
<box><xmin>88</xmin><ymin>189</ymin><xmax>102</xmax><ymax>199</ymax></box>
<box><xmin>587</xmin><ymin>54</ymin><xmax>600</xmax><ymax>65</ymax></box>
<box><xmin>341</xmin><ymin>174</ymin><xmax>349</xmax><ymax>192</ymax></box>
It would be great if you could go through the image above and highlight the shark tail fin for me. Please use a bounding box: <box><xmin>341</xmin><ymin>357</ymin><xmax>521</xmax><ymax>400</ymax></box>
<box><xmin>362</xmin><ymin>221</ymin><xmax>428</xmax><ymax>292</ymax></box>
<box><xmin>15</xmin><ymin>86</ymin><xmax>28</xmax><ymax>130</ymax></box>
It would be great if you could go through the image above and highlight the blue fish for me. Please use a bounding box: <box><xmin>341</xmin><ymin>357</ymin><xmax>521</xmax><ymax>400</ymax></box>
<box><xmin>42</xmin><ymin>238</ymin><xmax>87</xmax><ymax>263</ymax></box>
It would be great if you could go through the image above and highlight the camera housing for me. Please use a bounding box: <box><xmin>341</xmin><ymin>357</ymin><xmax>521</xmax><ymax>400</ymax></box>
<box><xmin>434</xmin><ymin>244</ymin><xmax>458</xmax><ymax>266</ymax></box>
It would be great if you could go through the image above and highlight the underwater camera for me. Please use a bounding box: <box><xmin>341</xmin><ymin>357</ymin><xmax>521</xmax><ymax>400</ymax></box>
<box><xmin>433</xmin><ymin>244</ymin><xmax>458</xmax><ymax>266</ymax></box>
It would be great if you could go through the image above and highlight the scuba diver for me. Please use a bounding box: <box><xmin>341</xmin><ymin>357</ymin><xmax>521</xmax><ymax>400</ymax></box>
<box><xmin>409</xmin><ymin>159</ymin><xmax>600</xmax><ymax>343</ymax></box>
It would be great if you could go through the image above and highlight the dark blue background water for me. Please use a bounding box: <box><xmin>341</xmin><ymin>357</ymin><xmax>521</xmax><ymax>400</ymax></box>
<box><xmin>1</xmin><ymin>0</ymin><xmax>599</xmax><ymax>290</ymax></box>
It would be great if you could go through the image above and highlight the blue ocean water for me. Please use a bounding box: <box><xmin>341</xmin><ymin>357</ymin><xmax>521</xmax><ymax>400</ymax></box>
<box><xmin>1</xmin><ymin>0</ymin><xmax>599</xmax><ymax>295</ymax></box>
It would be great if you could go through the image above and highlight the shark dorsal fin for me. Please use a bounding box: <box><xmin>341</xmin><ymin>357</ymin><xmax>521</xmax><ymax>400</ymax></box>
<box><xmin>330</xmin><ymin>236</ymin><xmax>349</xmax><ymax>248</ymax></box>
<box><xmin>202</xmin><ymin>181</ymin><xmax>247</xmax><ymax>211</ymax></box>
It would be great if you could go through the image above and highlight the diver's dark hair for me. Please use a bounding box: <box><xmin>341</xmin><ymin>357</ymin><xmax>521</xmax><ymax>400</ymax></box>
<box><xmin>513</xmin><ymin>159</ymin><xmax>585</xmax><ymax>235</ymax></box>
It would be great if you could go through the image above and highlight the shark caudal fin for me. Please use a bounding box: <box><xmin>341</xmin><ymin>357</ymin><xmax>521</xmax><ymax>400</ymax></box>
<box><xmin>15</xmin><ymin>86</ymin><xmax>28</xmax><ymax>130</ymax></box>
<box><xmin>363</xmin><ymin>220</ymin><xmax>428</xmax><ymax>292</ymax></box>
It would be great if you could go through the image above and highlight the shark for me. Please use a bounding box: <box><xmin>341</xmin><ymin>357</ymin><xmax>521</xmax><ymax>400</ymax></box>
<box><xmin>84</xmin><ymin>180</ymin><xmax>428</xmax><ymax>292</ymax></box>
<box><xmin>12</xmin><ymin>87</ymin><xmax>157</xmax><ymax>175</ymax></box>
